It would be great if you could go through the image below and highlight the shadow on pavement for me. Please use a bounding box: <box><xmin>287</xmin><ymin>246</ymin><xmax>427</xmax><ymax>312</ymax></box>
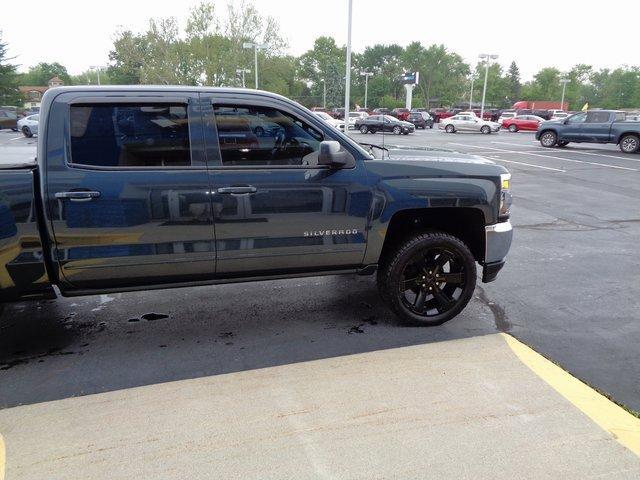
<box><xmin>0</xmin><ymin>275</ymin><xmax>499</xmax><ymax>408</ymax></box>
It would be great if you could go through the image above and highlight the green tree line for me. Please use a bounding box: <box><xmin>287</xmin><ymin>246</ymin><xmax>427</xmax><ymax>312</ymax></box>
<box><xmin>3</xmin><ymin>2</ymin><xmax>640</xmax><ymax>111</ymax></box>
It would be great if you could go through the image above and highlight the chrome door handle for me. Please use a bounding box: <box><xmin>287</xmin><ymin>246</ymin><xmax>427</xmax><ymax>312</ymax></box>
<box><xmin>55</xmin><ymin>191</ymin><xmax>101</xmax><ymax>202</ymax></box>
<box><xmin>217</xmin><ymin>186</ymin><xmax>257</xmax><ymax>195</ymax></box>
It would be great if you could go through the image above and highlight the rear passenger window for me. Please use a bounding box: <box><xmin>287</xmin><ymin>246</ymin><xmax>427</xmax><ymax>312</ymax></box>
<box><xmin>586</xmin><ymin>111</ymin><xmax>611</xmax><ymax>123</ymax></box>
<box><xmin>69</xmin><ymin>103</ymin><xmax>191</xmax><ymax>167</ymax></box>
<box><xmin>213</xmin><ymin>105</ymin><xmax>323</xmax><ymax>167</ymax></box>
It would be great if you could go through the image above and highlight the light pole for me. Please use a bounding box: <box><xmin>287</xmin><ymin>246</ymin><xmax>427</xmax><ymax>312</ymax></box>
<box><xmin>344</xmin><ymin>0</ymin><xmax>353</xmax><ymax>135</ymax></box>
<box><xmin>560</xmin><ymin>78</ymin><xmax>570</xmax><ymax>111</ymax></box>
<box><xmin>242</xmin><ymin>42</ymin><xmax>267</xmax><ymax>89</ymax></box>
<box><xmin>236</xmin><ymin>68</ymin><xmax>251</xmax><ymax>88</ymax></box>
<box><xmin>90</xmin><ymin>65</ymin><xmax>102</xmax><ymax>85</ymax></box>
<box><xmin>478</xmin><ymin>53</ymin><xmax>498</xmax><ymax>119</ymax></box>
<box><xmin>320</xmin><ymin>79</ymin><xmax>326</xmax><ymax>109</ymax></box>
<box><xmin>362</xmin><ymin>71</ymin><xmax>373</xmax><ymax>109</ymax></box>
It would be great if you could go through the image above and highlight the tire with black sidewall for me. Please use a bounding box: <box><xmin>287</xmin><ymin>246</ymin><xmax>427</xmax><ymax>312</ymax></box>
<box><xmin>619</xmin><ymin>134</ymin><xmax>640</xmax><ymax>154</ymax></box>
<box><xmin>480</xmin><ymin>125</ymin><xmax>491</xmax><ymax>134</ymax></box>
<box><xmin>393</xmin><ymin>126</ymin><xmax>402</xmax><ymax>135</ymax></box>
<box><xmin>508</xmin><ymin>124</ymin><xmax>518</xmax><ymax>133</ymax></box>
<box><xmin>540</xmin><ymin>130</ymin><xmax>557</xmax><ymax>147</ymax></box>
<box><xmin>359</xmin><ymin>125</ymin><xmax>369</xmax><ymax>134</ymax></box>
<box><xmin>556</xmin><ymin>141</ymin><xmax>569</xmax><ymax>147</ymax></box>
<box><xmin>445</xmin><ymin>124</ymin><xmax>455</xmax><ymax>133</ymax></box>
<box><xmin>377</xmin><ymin>232</ymin><xmax>477</xmax><ymax>326</ymax></box>
<box><xmin>22</xmin><ymin>126</ymin><xmax>32</xmax><ymax>138</ymax></box>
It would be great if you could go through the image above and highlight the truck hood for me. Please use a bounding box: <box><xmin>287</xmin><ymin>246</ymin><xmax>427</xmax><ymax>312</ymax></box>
<box><xmin>362</xmin><ymin>144</ymin><xmax>507</xmax><ymax>178</ymax></box>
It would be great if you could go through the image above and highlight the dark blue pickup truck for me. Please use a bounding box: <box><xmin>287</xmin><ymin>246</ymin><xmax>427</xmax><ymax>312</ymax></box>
<box><xmin>0</xmin><ymin>86</ymin><xmax>512</xmax><ymax>326</ymax></box>
<box><xmin>536</xmin><ymin>110</ymin><xmax>640</xmax><ymax>153</ymax></box>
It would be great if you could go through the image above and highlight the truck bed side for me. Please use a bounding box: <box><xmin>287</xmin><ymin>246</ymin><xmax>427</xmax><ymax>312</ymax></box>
<box><xmin>0</xmin><ymin>164</ymin><xmax>54</xmax><ymax>302</ymax></box>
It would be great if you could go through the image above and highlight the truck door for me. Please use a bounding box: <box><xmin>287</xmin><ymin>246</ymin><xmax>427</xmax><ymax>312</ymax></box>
<box><xmin>582</xmin><ymin>111</ymin><xmax>614</xmax><ymax>142</ymax></box>
<box><xmin>44</xmin><ymin>92</ymin><xmax>216</xmax><ymax>291</ymax></box>
<box><xmin>201</xmin><ymin>96</ymin><xmax>372</xmax><ymax>276</ymax></box>
<box><xmin>561</xmin><ymin>112</ymin><xmax>587</xmax><ymax>141</ymax></box>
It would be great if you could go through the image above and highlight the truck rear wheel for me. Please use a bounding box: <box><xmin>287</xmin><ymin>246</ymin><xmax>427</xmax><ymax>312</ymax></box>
<box><xmin>377</xmin><ymin>232</ymin><xmax>477</xmax><ymax>326</ymax></box>
<box><xmin>619</xmin><ymin>134</ymin><xmax>640</xmax><ymax>154</ymax></box>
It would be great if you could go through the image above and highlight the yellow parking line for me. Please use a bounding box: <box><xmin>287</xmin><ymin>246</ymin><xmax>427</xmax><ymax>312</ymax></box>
<box><xmin>502</xmin><ymin>333</ymin><xmax>640</xmax><ymax>457</ymax></box>
<box><xmin>0</xmin><ymin>433</ymin><xmax>5</xmax><ymax>480</ymax></box>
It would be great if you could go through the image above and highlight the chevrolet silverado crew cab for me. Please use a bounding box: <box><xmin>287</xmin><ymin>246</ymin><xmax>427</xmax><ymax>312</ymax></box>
<box><xmin>536</xmin><ymin>110</ymin><xmax>640</xmax><ymax>153</ymax></box>
<box><xmin>0</xmin><ymin>86</ymin><xmax>512</xmax><ymax>326</ymax></box>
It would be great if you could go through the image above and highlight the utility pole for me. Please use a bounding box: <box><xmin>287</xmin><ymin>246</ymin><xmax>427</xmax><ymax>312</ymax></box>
<box><xmin>321</xmin><ymin>79</ymin><xmax>326</xmax><ymax>109</ymax></box>
<box><xmin>478</xmin><ymin>53</ymin><xmax>498</xmax><ymax>119</ymax></box>
<box><xmin>362</xmin><ymin>72</ymin><xmax>373</xmax><ymax>109</ymax></box>
<box><xmin>90</xmin><ymin>65</ymin><xmax>102</xmax><ymax>85</ymax></box>
<box><xmin>344</xmin><ymin>0</ymin><xmax>353</xmax><ymax>134</ymax></box>
<box><xmin>469</xmin><ymin>75</ymin><xmax>475</xmax><ymax>110</ymax></box>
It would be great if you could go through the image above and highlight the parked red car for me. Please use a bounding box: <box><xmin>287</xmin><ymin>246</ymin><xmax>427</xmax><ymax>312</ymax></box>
<box><xmin>392</xmin><ymin>108</ymin><xmax>410</xmax><ymax>121</ymax></box>
<box><xmin>501</xmin><ymin>114</ymin><xmax>545</xmax><ymax>132</ymax></box>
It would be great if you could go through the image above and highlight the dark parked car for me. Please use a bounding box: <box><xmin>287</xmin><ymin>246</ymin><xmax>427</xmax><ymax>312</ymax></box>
<box><xmin>536</xmin><ymin>110</ymin><xmax>640</xmax><ymax>153</ymax></box>
<box><xmin>372</xmin><ymin>107</ymin><xmax>392</xmax><ymax>116</ymax></box>
<box><xmin>408</xmin><ymin>112</ymin><xmax>434</xmax><ymax>129</ymax></box>
<box><xmin>0</xmin><ymin>109</ymin><xmax>18</xmax><ymax>131</ymax></box>
<box><xmin>355</xmin><ymin>114</ymin><xmax>416</xmax><ymax>135</ymax></box>
<box><xmin>329</xmin><ymin>108</ymin><xmax>345</xmax><ymax>120</ymax></box>
<box><xmin>0</xmin><ymin>85</ymin><xmax>512</xmax><ymax>327</ymax></box>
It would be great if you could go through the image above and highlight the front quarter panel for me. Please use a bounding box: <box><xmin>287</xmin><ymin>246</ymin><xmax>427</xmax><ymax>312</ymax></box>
<box><xmin>362</xmin><ymin>159</ymin><xmax>504</xmax><ymax>265</ymax></box>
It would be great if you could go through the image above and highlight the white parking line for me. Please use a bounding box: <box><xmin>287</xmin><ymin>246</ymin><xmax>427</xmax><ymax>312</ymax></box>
<box><xmin>449</xmin><ymin>143</ymin><xmax>638</xmax><ymax>172</ymax></box>
<box><xmin>484</xmin><ymin>157</ymin><xmax>565</xmax><ymax>172</ymax></box>
<box><xmin>9</xmin><ymin>136</ymin><xmax>24</xmax><ymax>141</ymax></box>
<box><xmin>492</xmin><ymin>141</ymin><xmax>640</xmax><ymax>163</ymax></box>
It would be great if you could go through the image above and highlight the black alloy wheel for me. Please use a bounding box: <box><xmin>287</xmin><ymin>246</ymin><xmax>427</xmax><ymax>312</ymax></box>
<box><xmin>378</xmin><ymin>232</ymin><xmax>476</xmax><ymax>326</ymax></box>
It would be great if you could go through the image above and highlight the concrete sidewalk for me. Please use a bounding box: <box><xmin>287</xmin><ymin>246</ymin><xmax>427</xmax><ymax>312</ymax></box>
<box><xmin>1</xmin><ymin>333</ymin><xmax>639</xmax><ymax>479</ymax></box>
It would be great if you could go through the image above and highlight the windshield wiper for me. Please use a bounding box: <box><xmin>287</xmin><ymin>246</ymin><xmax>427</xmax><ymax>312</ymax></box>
<box><xmin>358</xmin><ymin>142</ymin><xmax>388</xmax><ymax>153</ymax></box>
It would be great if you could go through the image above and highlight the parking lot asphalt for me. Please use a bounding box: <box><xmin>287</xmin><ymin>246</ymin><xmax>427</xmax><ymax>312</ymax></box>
<box><xmin>0</xmin><ymin>126</ymin><xmax>639</xmax><ymax>471</ymax></box>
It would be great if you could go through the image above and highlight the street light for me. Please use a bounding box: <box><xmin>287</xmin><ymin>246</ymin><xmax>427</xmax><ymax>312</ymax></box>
<box><xmin>478</xmin><ymin>53</ymin><xmax>498</xmax><ymax>119</ymax></box>
<box><xmin>236</xmin><ymin>68</ymin><xmax>251</xmax><ymax>88</ymax></box>
<box><xmin>560</xmin><ymin>78</ymin><xmax>570</xmax><ymax>111</ymax></box>
<box><xmin>361</xmin><ymin>72</ymin><xmax>373</xmax><ymax>109</ymax></box>
<box><xmin>344</xmin><ymin>0</ymin><xmax>353</xmax><ymax>135</ymax></box>
<box><xmin>242</xmin><ymin>42</ymin><xmax>267</xmax><ymax>89</ymax></box>
<box><xmin>89</xmin><ymin>65</ymin><xmax>103</xmax><ymax>86</ymax></box>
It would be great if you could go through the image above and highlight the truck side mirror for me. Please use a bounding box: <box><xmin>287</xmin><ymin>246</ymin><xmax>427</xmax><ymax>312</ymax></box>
<box><xmin>318</xmin><ymin>140</ymin><xmax>353</xmax><ymax>168</ymax></box>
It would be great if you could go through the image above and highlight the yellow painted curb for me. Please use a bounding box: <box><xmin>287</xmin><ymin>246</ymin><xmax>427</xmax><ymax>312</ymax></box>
<box><xmin>502</xmin><ymin>332</ymin><xmax>640</xmax><ymax>457</ymax></box>
<box><xmin>0</xmin><ymin>433</ymin><xmax>5</xmax><ymax>480</ymax></box>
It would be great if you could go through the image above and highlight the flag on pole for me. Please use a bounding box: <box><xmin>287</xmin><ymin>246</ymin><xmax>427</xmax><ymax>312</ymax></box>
<box><xmin>581</xmin><ymin>102</ymin><xmax>589</xmax><ymax>111</ymax></box>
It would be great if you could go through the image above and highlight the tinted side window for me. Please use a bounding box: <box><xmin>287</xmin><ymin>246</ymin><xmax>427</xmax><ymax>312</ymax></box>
<box><xmin>586</xmin><ymin>111</ymin><xmax>611</xmax><ymax>123</ymax></box>
<box><xmin>213</xmin><ymin>105</ymin><xmax>323</xmax><ymax>167</ymax></box>
<box><xmin>69</xmin><ymin>103</ymin><xmax>191</xmax><ymax>167</ymax></box>
<box><xmin>567</xmin><ymin>113</ymin><xmax>587</xmax><ymax>124</ymax></box>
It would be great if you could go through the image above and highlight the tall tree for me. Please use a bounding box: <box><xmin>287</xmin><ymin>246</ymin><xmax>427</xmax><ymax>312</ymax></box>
<box><xmin>20</xmin><ymin>62</ymin><xmax>72</xmax><ymax>86</ymax></box>
<box><xmin>0</xmin><ymin>31</ymin><xmax>20</xmax><ymax>106</ymax></box>
<box><xmin>506</xmin><ymin>61</ymin><xmax>521</xmax><ymax>104</ymax></box>
<box><xmin>298</xmin><ymin>36</ymin><xmax>345</xmax><ymax>107</ymax></box>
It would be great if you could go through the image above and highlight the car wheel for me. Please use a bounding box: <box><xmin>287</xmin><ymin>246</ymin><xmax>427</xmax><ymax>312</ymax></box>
<box><xmin>429</xmin><ymin>124</ymin><xmax>434</xmax><ymax>129</ymax></box>
<box><xmin>359</xmin><ymin>125</ymin><xmax>368</xmax><ymax>134</ymax></box>
<box><xmin>445</xmin><ymin>124</ymin><xmax>455</xmax><ymax>133</ymax></box>
<box><xmin>377</xmin><ymin>232</ymin><xmax>477</xmax><ymax>326</ymax></box>
<box><xmin>508</xmin><ymin>124</ymin><xmax>518</xmax><ymax>133</ymax></box>
<box><xmin>11</xmin><ymin>127</ymin><xmax>18</xmax><ymax>132</ymax></box>
<box><xmin>393</xmin><ymin>126</ymin><xmax>402</xmax><ymax>135</ymax></box>
<box><xmin>22</xmin><ymin>126</ymin><xmax>33</xmax><ymax>138</ymax></box>
<box><xmin>556</xmin><ymin>141</ymin><xmax>569</xmax><ymax>147</ymax></box>
<box><xmin>540</xmin><ymin>131</ymin><xmax>557</xmax><ymax>148</ymax></box>
<box><xmin>619</xmin><ymin>134</ymin><xmax>640</xmax><ymax>154</ymax></box>
<box><xmin>480</xmin><ymin>125</ymin><xmax>491</xmax><ymax>134</ymax></box>
<box><xmin>403</xmin><ymin>131</ymin><xmax>409</xmax><ymax>135</ymax></box>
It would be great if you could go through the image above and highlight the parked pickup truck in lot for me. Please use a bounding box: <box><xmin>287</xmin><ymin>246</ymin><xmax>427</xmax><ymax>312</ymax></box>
<box><xmin>0</xmin><ymin>86</ymin><xmax>512</xmax><ymax>326</ymax></box>
<box><xmin>536</xmin><ymin>110</ymin><xmax>640</xmax><ymax>153</ymax></box>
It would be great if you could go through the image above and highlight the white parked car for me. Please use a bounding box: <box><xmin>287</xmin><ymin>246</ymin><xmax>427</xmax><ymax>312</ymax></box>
<box><xmin>498</xmin><ymin>111</ymin><xmax>517</xmax><ymax>124</ymax></box>
<box><xmin>347</xmin><ymin>111</ymin><xmax>368</xmax><ymax>129</ymax></box>
<box><xmin>439</xmin><ymin>114</ymin><xmax>500</xmax><ymax>134</ymax></box>
<box><xmin>17</xmin><ymin>114</ymin><xmax>39</xmax><ymax>137</ymax></box>
<box><xmin>313</xmin><ymin>111</ymin><xmax>345</xmax><ymax>131</ymax></box>
<box><xmin>550</xmin><ymin>111</ymin><xmax>569</xmax><ymax>121</ymax></box>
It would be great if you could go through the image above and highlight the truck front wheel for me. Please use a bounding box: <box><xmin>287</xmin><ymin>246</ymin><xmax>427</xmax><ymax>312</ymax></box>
<box><xmin>619</xmin><ymin>134</ymin><xmax>640</xmax><ymax>154</ymax></box>
<box><xmin>377</xmin><ymin>232</ymin><xmax>477</xmax><ymax>326</ymax></box>
<box><xmin>539</xmin><ymin>131</ymin><xmax>557</xmax><ymax>147</ymax></box>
